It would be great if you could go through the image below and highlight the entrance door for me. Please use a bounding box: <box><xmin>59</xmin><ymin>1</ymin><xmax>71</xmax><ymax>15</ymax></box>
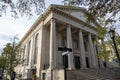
<box><xmin>103</xmin><ymin>62</ymin><xmax>107</xmax><ymax>67</ymax></box>
<box><xmin>74</xmin><ymin>56</ymin><xmax>80</xmax><ymax>69</ymax></box>
<box><xmin>86</xmin><ymin>57</ymin><xmax>89</xmax><ymax>68</ymax></box>
<box><xmin>63</xmin><ymin>55</ymin><xmax>68</xmax><ymax>68</ymax></box>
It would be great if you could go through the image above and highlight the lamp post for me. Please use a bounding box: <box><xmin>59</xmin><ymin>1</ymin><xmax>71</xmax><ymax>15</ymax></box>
<box><xmin>108</xmin><ymin>29</ymin><xmax>120</xmax><ymax>65</ymax></box>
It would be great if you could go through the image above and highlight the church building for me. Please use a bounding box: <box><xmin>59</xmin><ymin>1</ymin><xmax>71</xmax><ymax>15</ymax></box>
<box><xmin>15</xmin><ymin>4</ymin><xmax>102</xmax><ymax>80</ymax></box>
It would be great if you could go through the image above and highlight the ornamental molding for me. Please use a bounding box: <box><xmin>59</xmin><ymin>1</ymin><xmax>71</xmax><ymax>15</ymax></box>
<box><xmin>50</xmin><ymin>6</ymin><xmax>98</xmax><ymax>30</ymax></box>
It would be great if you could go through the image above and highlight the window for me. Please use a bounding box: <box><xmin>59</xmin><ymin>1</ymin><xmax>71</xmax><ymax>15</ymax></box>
<box><xmin>73</xmin><ymin>40</ymin><xmax>79</xmax><ymax>49</ymax></box>
<box><xmin>18</xmin><ymin>49</ymin><xmax>21</xmax><ymax>60</ymax></box>
<box><xmin>34</xmin><ymin>34</ymin><xmax>39</xmax><ymax>64</ymax></box>
<box><xmin>27</xmin><ymin>40</ymin><xmax>31</xmax><ymax>65</ymax></box>
<box><xmin>22</xmin><ymin>45</ymin><xmax>26</xmax><ymax>63</ymax></box>
<box><xmin>23</xmin><ymin>45</ymin><xmax>26</xmax><ymax>60</ymax></box>
<box><xmin>62</xmin><ymin>37</ymin><xmax>67</xmax><ymax>47</ymax></box>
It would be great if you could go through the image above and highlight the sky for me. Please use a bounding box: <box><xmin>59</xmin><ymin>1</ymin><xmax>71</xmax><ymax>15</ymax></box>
<box><xmin>0</xmin><ymin>0</ymin><xmax>61</xmax><ymax>50</ymax></box>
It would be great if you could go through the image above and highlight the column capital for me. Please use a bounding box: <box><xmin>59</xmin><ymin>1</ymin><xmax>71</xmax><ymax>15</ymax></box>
<box><xmin>67</xmin><ymin>24</ymin><xmax>71</xmax><ymax>27</ymax></box>
<box><xmin>79</xmin><ymin>29</ymin><xmax>82</xmax><ymax>32</ymax></box>
<box><xmin>67</xmin><ymin>26</ymin><xmax>72</xmax><ymax>48</ymax></box>
<box><xmin>51</xmin><ymin>18</ymin><xmax>56</xmax><ymax>23</ymax></box>
<box><xmin>88</xmin><ymin>32</ymin><xmax>94</xmax><ymax>37</ymax></box>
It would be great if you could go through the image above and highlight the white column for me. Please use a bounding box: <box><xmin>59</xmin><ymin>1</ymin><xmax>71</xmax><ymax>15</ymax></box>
<box><xmin>79</xmin><ymin>30</ymin><xmax>86</xmax><ymax>68</ymax></box>
<box><xmin>29</xmin><ymin>40</ymin><xmax>33</xmax><ymax>68</ymax></box>
<box><xmin>88</xmin><ymin>33</ymin><xmax>97</xmax><ymax>68</ymax></box>
<box><xmin>67</xmin><ymin>25</ymin><xmax>75</xmax><ymax>69</ymax></box>
<box><xmin>31</xmin><ymin>36</ymin><xmax>35</xmax><ymax>65</ymax></box>
<box><xmin>93</xmin><ymin>45</ymin><xmax>98</xmax><ymax>68</ymax></box>
<box><xmin>49</xmin><ymin>18</ymin><xmax>56</xmax><ymax>69</ymax></box>
<box><xmin>87</xmin><ymin>41</ymin><xmax>92</xmax><ymax>68</ymax></box>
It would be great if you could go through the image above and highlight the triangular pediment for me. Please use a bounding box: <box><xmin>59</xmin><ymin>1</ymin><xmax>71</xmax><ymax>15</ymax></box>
<box><xmin>51</xmin><ymin>4</ymin><xmax>98</xmax><ymax>28</ymax></box>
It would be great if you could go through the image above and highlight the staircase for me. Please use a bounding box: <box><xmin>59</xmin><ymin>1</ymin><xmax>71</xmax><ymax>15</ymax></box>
<box><xmin>67</xmin><ymin>68</ymin><xmax>120</xmax><ymax>80</ymax></box>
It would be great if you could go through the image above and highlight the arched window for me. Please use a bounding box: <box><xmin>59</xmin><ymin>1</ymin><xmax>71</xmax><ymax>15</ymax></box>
<box><xmin>27</xmin><ymin>40</ymin><xmax>31</xmax><ymax>65</ymax></box>
<box><xmin>23</xmin><ymin>45</ymin><xmax>26</xmax><ymax>61</ymax></box>
<box><xmin>34</xmin><ymin>34</ymin><xmax>39</xmax><ymax>64</ymax></box>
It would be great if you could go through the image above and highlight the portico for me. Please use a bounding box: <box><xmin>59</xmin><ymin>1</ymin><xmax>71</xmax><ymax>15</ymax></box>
<box><xmin>47</xmin><ymin>17</ymin><xmax>98</xmax><ymax>70</ymax></box>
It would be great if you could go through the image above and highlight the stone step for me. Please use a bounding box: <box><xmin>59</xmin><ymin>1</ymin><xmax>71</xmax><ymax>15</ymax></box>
<box><xmin>67</xmin><ymin>68</ymin><xmax>120</xmax><ymax>80</ymax></box>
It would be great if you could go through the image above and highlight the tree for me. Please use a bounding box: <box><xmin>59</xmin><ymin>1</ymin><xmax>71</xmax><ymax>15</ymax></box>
<box><xmin>1</xmin><ymin>0</ymin><xmax>120</xmax><ymax>25</ymax></box>
<box><xmin>115</xmin><ymin>33</ymin><xmax>120</xmax><ymax>48</ymax></box>
<box><xmin>0</xmin><ymin>43</ymin><xmax>12</xmax><ymax>68</ymax></box>
<box><xmin>97</xmin><ymin>40</ymin><xmax>112</xmax><ymax>62</ymax></box>
<box><xmin>0</xmin><ymin>55</ymin><xmax>7</xmax><ymax>67</ymax></box>
<box><xmin>0</xmin><ymin>0</ymin><xmax>45</xmax><ymax>18</ymax></box>
<box><xmin>96</xmin><ymin>29</ymin><xmax>120</xmax><ymax>65</ymax></box>
<box><xmin>0</xmin><ymin>36</ymin><xmax>23</xmax><ymax>79</ymax></box>
<box><xmin>64</xmin><ymin>0</ymin><xmax>120</xmax><ymax>29</ymax></box>
<box><xmin>1</xmin><ymin>43</ymin><xmax>20</xmax><ymax>68</ymax></box>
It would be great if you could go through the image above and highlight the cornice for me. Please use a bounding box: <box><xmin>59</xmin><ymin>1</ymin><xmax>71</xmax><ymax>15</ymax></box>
<box><xmin>51</xmin><ymin>6</ymin><xmax>98</xmax><ymax>31</ymax></box>
<box><xmin>51</xmin><ymin>4</ymin><xmax>87</xmax><ymax>12</ymax></box>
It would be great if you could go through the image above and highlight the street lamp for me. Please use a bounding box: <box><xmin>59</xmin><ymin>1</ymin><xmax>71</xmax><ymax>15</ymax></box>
<box><xmin>108</xmin><ymin>29</ymin><xmax>120</xmax><ymax>65</ymax></box>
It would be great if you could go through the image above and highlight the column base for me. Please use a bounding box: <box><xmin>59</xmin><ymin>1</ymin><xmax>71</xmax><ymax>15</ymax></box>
<box><xmin>68</xmin><ymin>67</ymin><xmax>75</xmax><ymax>70</ymax></box>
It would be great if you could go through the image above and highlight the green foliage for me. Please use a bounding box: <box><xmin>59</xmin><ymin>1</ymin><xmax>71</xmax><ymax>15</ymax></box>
<box><xmin>32</xmin><ymin>74</ymin><xmax>37</xmax><ymax>80</ymax></box>
<box><xmin>97</xmin><ymin>26</ymin><xmax>107</xmax><ymax>39</ymax></box>
<box><xmin>97</xmin><ymin>50</ymin><xmax>111</xmax><ymax>61</ymax></box>
<box><xmin>97</xmin><ymin>33</ymin><xmax>112</xmax><ymax>62</ymax></box>
<box><xmin>115</xmin><ymin>34</ymin><xmax>120</xmax><ymax>47</ymax></box>
<box><xmin>0</xmin><ymin>0</ymin><xmax>45</xmax><ymax>18</ymax></box>
<box><xmin>65</xmin><ymin>0</ymin><xmax>120</xmax><ymax>29</ymax></box>
<box><xmin>0</xmin><ymin>41</ymin><xmax>22</xmax><ymax>72</ymax></box>
<box><xmin>0</xmin><ymin>56</ymin><xmax>6</xmax><ymax>66</ymax></box>
<box><xmin>97</xmin><ymin>35</ymin><xmax>120</xmax><ymax>62</ymax></box>
<box><xmin>0</xmin><ymin>43</ymin><xmax>12</xmax><ymax>67</ymax></box>
<box><xmin>114</xmin><ymin>33</ymin><xmax>120</xmax><ymax>57</ymax></box>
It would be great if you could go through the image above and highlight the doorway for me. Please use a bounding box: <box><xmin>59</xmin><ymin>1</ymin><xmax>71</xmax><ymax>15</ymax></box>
<box><xmin>63</xmin><ymin>55</ymin><xmax>68</xmax><ymax>68</ymax></box>
<box><xmin>86</xmin><ymin>57</ymin><xmax>89</xmax><ymax>68</ymax></box>
<box><xmin>74</xmin><ymin>56</ymin><xmax>80</xmax><ymax>69</ymax></box>
<box><xmin>103</xmin><ymin>62</ymin><xmax>107</xmax><ymax>68</ymax></box>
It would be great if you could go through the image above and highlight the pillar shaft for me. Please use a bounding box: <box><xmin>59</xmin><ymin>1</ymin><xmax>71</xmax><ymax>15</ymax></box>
<box><xmin>88</xmin><ymin>33</ymin><xmax>97</xmax><ymax>68</ymax></box>
<box><xmin>79</xmin><ymin>30</ymin><xmax>86</xmax><ymax>68</ymax></box>
<box><xmin>49</xmin><ymin>18</ymin><xmax>56</xmax><ymax>69</ymax></box>
<box><xmin>67</xmin><ymin>25</ymin><xmax>75</xmax><ymax>69</ymax></box>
